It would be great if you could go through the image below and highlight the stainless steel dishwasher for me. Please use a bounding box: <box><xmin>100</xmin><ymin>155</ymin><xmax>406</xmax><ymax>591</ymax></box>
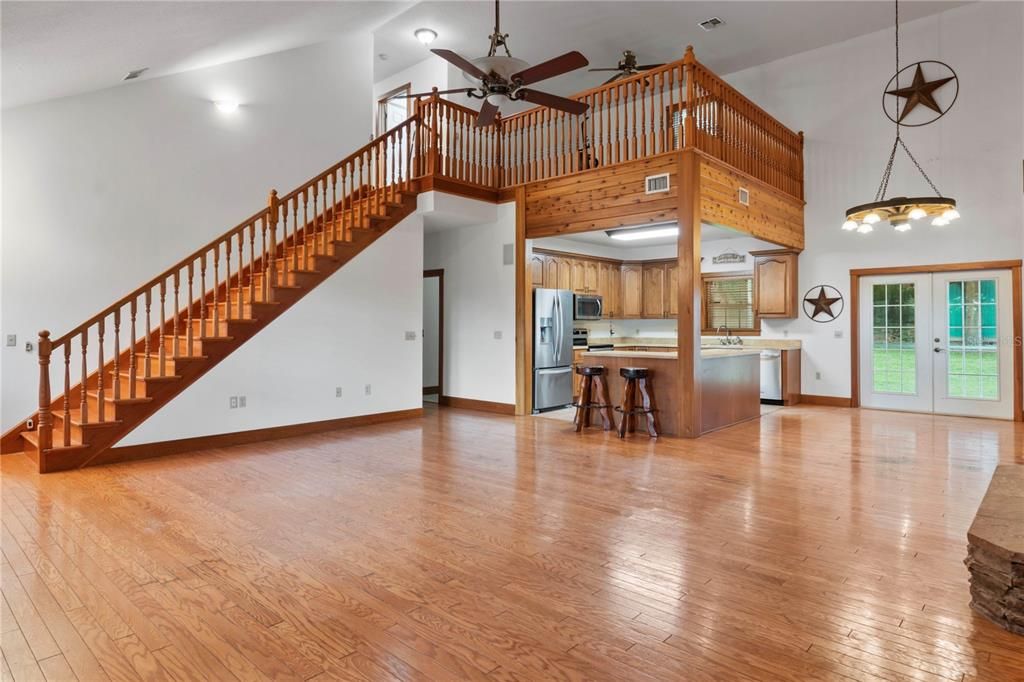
<box><xmin>759</xmin><ymin>350</ymin><xmax>783</xmax><ymax>402</ymax></box>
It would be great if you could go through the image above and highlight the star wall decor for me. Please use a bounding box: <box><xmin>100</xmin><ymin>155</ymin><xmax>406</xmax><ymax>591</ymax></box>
<box><xmin>802</xmin><ymin>285</ymin><xmax>844</xmax><ymax>323</ymax></box>
<box><xmin>883</xmin><ymin>60</ymin><xmax>959</xmax><ymax>127</ymax></box>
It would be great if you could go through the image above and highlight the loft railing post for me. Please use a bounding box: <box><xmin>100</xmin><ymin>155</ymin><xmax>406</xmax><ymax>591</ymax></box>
<box><xmin>494</xmin><ymin>113</ymin><xmax>503</xmax><ymax>190</ymax></box>
<box><xmin>429</xmin><ymin>88</ymin><xmax>441</xmax><ymax>176</ymax></box>
<box><xmin>37</xmin><ymin>330</ymin><xmax>53</xmax><ymax>451</ymax></box>
<box><xmin>683</xmin><ymin>45</ymin><xmax>697</xmax><ymax>150</ymax></box>
<box><xmin>267</xmin><ymin>189</ymin><xmax>279</xmax><ymax>302</ymax></box>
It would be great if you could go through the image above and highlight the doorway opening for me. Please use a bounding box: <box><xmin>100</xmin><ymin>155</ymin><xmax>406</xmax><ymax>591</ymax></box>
<box><xmin>851</xmin><ymin>262</ymin><xmax>1022</xmax><ymax>421</ymax></box>
<box><xmin>423</xmin><ymin>269</ymin><xmax>443</xmax><ymax>404</ymax></box>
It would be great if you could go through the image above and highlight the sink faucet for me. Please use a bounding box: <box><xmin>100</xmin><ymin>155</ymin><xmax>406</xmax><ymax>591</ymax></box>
<box><xmin>716</xmin><ymin>326</ymin><xmax>743</xmax><ymax>346</ymax></box>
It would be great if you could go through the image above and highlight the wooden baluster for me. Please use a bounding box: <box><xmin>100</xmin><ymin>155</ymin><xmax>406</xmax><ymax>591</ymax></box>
<box><xmin>158</xmin><ymin>280</ymin><xmax>167</xmax><ymax>376</ymax></box>
<box><xmin>630</xmin><ymin>80</ymin><xmax>639</xmax><ymax>159</ymax></box>
<box><xmin>37</xmin><ymin>331</ymin><xmax>53</xmax><ymax>451</ymax></box>
<box><xmin>357</xmin><ymin>156</ymin><xmax>364</xmax><ymax>235</ymax></box>
<box><xmin>62</xmin><ymin>341</ymin><xmax>71</xmax><ymax>446</ymax></box>
<box><xmin>212</xmin><ymin>247</ymin><xmax>220</xmax><ymax>333</ymax></box>
<box><xmin>236</xmin><ymin>228</ymin><xmax>244</xmax><ymax>308</ymax></box>
<box><xmin>613</xmin><ymin>83</ymin><xmax>621</xmax><ymax>165</ymax></box>
<box><xmin>291</xmin><ymin>198</ymin><xmax>300</xmax><ymax>271</ymax></box>
<box><xmin>330</xmin><ymin>172</ymin><xmax>339</xmax><ymax>242</ymax></box>
<box><xmin>248</xmin><ymin>222</ymin><xmax>256</xmax><ymax>303</ymax></box>
<box><xmin>268</xmin><ymin>190</ymin><xmax>279</xmax><ymax>300</ymax></box>
<box><xmin>224</xmin><ymin>236</ymin><xmax>233</xmax><ymax>321</ymax></box>
<box><xmin>129</xmin><ymin>299</ymin><xmax>138</xmax><ymax>398</ymax></box>
<box><xmin>648</xmin><ymin>71</ymin><xmax>656</xmax><ymax>155</ymax></box>
<box><xmin>301</xmin><ymin>190</ymin><xmax>309</xmax><ymax>267</ymax></box>
<box><xmin>186</xmin><ymin>262</ymin><xmax>194</xmax><ymax>352</ymax></box>
<box><xmin>199</xmin><ymin>252</ymin><xmax>208</xmax><ymax>336</ymax></box>
<box><xmin>80</xmin><ymin>330</ymin><xmax>89</xmax><ymax>421</ymax></box>
<box><xmin>112</xmin><ymin>309</ymin><xmax>121</xmax><ymax>401</ymax></box>
<box><xmin>604</xmin><ymin>88</ymin><xmax>611</xmax><ymax>162</ymax></box>
<box><xmin>173</xmin><ymin>271</ymin><xmax>180</xmax><ymax>353</ymax></box>
<box><xmin>96</xmin><ymin>317</ymin><xmax>105</xmax><ymax>421</ymax></box>
<box><xmin>658</xmin><ymin>70</ymin><xmax>665</xmax><ymax>153</ymax></box>
<box><xmin>258</xmin><ymin>219</ymin><xmax>267</xmax><ymax>304</ymax></box>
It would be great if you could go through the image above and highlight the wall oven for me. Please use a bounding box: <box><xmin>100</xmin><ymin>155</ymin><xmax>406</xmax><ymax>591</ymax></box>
<box><xmin>574</xmin><ymin>294</ymin><xmax>603</xmax><ymax>320</ymax></box>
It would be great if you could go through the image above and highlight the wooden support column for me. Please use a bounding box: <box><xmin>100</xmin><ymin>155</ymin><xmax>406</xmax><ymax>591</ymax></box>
<box><xmin>515</xmin><ymin>186</ymin><xmax>531</xmax><ymax>415</ymax></box>
<box><xmin>677</xmin><ymin>150</ymin><xmax>702</xmax><ymax>437</ymax></box>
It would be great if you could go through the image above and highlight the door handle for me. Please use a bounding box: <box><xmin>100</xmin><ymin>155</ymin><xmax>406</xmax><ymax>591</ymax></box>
<box><xmin>934</xmin><ymin>347</ymin><xmax>946</xmax><ymax>353</ymax></box>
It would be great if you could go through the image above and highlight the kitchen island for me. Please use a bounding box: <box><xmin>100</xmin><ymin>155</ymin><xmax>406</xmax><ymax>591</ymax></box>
<box><xmin>580</xmin><ymin>348</ymin><xmax>762</xmax><ymax>436</ymax></box>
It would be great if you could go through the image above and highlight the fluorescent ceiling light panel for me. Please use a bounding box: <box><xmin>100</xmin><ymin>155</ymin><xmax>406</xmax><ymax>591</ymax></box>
<box><xmin>606</xmin><ymin>225</ymin><xmax>679</xmax><ymax>241</ymax></box>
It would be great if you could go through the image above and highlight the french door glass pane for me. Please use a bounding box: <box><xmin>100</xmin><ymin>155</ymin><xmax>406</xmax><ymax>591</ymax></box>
<box><xmin>947</xmin><ymin>279</ymin><xmax>999</xmax><ymax>400</ymax></box>
<box><xmin>871</xmin><ymin>283</ymin><xmax>916</xmax><ymax>394</ymax></box>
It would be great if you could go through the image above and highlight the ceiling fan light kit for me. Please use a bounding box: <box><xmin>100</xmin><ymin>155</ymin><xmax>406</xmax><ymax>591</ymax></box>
<box><xmin>842</xmin><ymin>0</ymin><xmax>960</xmax><ymax>236</ymax></box>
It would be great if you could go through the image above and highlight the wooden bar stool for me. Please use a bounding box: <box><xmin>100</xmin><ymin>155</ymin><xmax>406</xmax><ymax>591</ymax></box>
<box><xmin>573</xmin><ymin>366</ymin><xmax>616</xmax><ymax>432</ymax></box>
<box><xmin>616</xmin><ymin>367</ymin><xmax>659</xmax><ymax>438</ymax></box>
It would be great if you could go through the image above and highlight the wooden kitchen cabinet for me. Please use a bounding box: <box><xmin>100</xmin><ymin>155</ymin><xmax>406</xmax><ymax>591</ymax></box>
<box><xmin>751</xmin><ymin>249</ymin><xmax>799</xmax><ymax>318</ymax></box>
<box><xmin>620</xmin><ymin>263</ymin><xmax>644</xmax><ymax>318</ymax></box>
<box><xmin>608</xmin><ymin>265</ymin><xmax>621</xmax><ymax>318</ymax></box>
<box><xmin>530</xmin><ymin>254</ymin><xmax>545</xmax><ymax>287</ymax></box>
<box><xmin>665</xmin><ymin>261</ymin><xmax>679</xmax><ymax>316</ymax></box>
<box><xmin>585</xmin><ymin>261</ymin><xmax>599</xmax><ymax>294</ymax></box>
<box><xmin>571</xmin><ymin>259</ymin><xmax>588</xmax><ymax>294</ymax></box>
<box><xmin>642</xmin><ymin>262</ymin><xmax>666</xmax><ymax>318</ymax></box>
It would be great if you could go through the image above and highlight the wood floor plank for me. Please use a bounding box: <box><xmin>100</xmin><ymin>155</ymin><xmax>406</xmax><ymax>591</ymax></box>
<box><xmin>1</xmin><ymin>404</ymin><xmax>1022</xmax><ymax>681</ymax></box>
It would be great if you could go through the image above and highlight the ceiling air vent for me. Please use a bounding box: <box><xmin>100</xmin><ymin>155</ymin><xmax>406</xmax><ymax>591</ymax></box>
<box><xmin>645</xmin><ymin>173</ymin><xmax>670</xmax><ymax>194</ymax></box>
<box><xmin>122</xmin><ymin>68</ymin><xmax>149</xmax><ymax>81</ymax></box>
<box><xmin>738</xmin><ymin>187</ymin><xmax>750</xmax><ymax>206</ymax></box>
<box><xmin>698</xmin><ymin>17</ymin><xmax>725</xmax><ymax>31</ymax></box>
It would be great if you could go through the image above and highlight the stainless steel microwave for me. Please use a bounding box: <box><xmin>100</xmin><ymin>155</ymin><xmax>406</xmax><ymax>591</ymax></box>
<box><xmin>574</xmin><ymin>294</ymin><xmax>603</xmax><ymax>320</ymax></box>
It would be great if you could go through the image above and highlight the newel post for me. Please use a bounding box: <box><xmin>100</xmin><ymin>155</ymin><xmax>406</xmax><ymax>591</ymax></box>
<box><xmin>429</xmin><ymin>87</ymin><xmax>441</xmax><ymax>175</ymax></box>
<box><xmin>267</xmin><ymin>189</ymin><xmax>279</xmax><ymax>302</ymax></box>
<box><xmin>683</xmin><ymin>45</ymin><xmax>697</xmax><ymax>149</ymax></box>
<box><xmin>37</xmin><ymin>330</ymin><xmax>53</xmax><ymax>451</ymax></box>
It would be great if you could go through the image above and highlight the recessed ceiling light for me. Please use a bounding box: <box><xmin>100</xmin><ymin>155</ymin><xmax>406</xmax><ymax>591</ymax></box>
<box><xmin>606</xmin><ymin>224</ymin><xmax>679</xmax><ymax>241</ymax></box>
<box><xmin>215</xmin><ymin>100</ymin><xmax>239</xmax><ymax>113</ymax></box>
<box><xmin>698</xmin><ymin>17</ymin><xmax>725</xmax><ymax>31</ymax></box>
<box><xmin>414</xmin><ymin>28</ymin><xmax>438</xmax><ymax>45</ymax></box>
<box><xmin>122</xmin><ymin>68</ymin><xmax>149</xmax><ymax>81</ymax></box>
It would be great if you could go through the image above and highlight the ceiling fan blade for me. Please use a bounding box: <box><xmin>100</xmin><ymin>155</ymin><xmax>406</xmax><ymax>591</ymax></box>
<box><xmin>430</xmin><ymin>48</ymin><xmax>488</xmax><ymax>81</ymax></box>
<box><xmin>401</xmin><ymin>88</ymin><xmax>475</xmax><ymax>99</ymax></box>
<box><xmin>587</xmin><ymin>68</ymin><xmax>621</xmax><ymax>72</ymax></box>
<box><xmin>517</xmin><ymin>89</ymin><xmax>589</xmax><ymax>115</ymax></box>
<box><xmin>602</xmin><ymin>73</ymin><xmax>626</xmax><ymax>85</ymax></box>
<box><xmin>635</xmin><ymin>63</ymin><xmax>666</xmax><ymax>70</ymax></box>
<box><xmin>476</xmin><ymin>100</ymin><xmax>499</xmax><ymax>127</ymax></box>
<box><xmin>510</xmin><ymin>51</ymin><xmax>589</xmax><ymax>86</ymax></box>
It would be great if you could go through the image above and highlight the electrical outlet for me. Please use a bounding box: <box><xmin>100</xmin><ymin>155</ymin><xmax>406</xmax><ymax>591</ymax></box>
<box><xmin>365</xmin><ymin>384</ymin><xmax>372</xmax><ymax>396</ymax></box>
<box><xmin>238</xmin><ymin>396</ymin><xmax>246</xmax><ymax>408</ymax></box>
<box><xmin>24</xmin><ymin>342</ymin><xmax>34</xmax><ymax>352</ymax></box>
<box><xmin>229</xmin><ymin>396</ymin><xmax>238</xmax><ymax>409</ymax></box>
<box><xmin>26</xmin><ymin>418</ymin><xmax>34</xmax><ymax>430</ymax></box>
<box><xmin>815</xmin><ymin>372</ymin><xmax>822</xmax><ymax>381</ymax></box>
<box><xmin>783</xmin><ymin>330</ymin><xmax>790</xmax><ymax>337</ymax></box>
<box><xmin>5</xmin><ymin>334</ymin><xmax>15</xmax><ymax>347</ymax></box>
<box><xmin>493</xmin><ymin>330</ymin><xmax>503</xmax><ymax>340</ymax></box>
<box><xmin>336</xmin><ymin>387</ymin><xmax>343</xmax><ymax>397</ymax></box>
<box><xmin>405</xmin><ymin>331</ymin><xmax>416</xmax><ymax>341</ymax></box>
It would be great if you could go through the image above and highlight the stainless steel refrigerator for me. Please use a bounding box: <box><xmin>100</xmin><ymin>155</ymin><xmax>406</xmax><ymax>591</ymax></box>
<box><xmin>533</xmin><ymin>288</ymin><xmax>574</xmax><ymax>412</ymax></box>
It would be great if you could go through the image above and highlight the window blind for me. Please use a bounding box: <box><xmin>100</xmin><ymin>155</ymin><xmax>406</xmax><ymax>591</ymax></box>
<box><xmin>704</xmin><ymin>276</ymin><xmax>755</xmax><ymax>330</ymax></box>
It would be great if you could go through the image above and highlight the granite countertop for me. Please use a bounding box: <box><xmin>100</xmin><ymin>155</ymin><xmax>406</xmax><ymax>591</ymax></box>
<box><xmin>582</xmin><ymin>348</ymin><xmax>760</xmax><ymax>360</ymax></box>
<box><xmin>584</xmin><ymin>336</ymin><xmax>801</xmax><ymax>350</ymax></box>
<box><xmin>968</xmin><ymin>465</ymin><xmax>1024</xmax><ymax>558</ymax></box>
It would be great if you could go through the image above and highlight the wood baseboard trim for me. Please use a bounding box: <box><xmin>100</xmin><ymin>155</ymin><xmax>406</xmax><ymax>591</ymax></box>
<box><xmin>96</xmin><ymin>408</ymin><xmax>424</xmax><ymax>467</ymax></box>
<box><xmin>438</xmin><ymin>396</ymin><xmax>516</xmax><ymax>415</ymax></box>
<box><xmin>423</xmin><ymin>386</ymin><xmax>440</xmax><ymax>396</ymax></box>
<box><xmin>799</xmin><ymin>394</ymin><xmax>853</xmax><ymax>408</ymax></box>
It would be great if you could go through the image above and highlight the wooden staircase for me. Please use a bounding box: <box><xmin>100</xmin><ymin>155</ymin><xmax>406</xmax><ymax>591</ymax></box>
<box><xmin>3</xmin><ymin>117</ymin><xmax>422</xmax><ymax>472</ymax></box>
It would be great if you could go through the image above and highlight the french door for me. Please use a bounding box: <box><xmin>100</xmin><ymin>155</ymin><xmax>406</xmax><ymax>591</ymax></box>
<box><xmin>859</xmin><ymin>269</ymin><xmax>1014</xmax><ymax>419</ymax></box>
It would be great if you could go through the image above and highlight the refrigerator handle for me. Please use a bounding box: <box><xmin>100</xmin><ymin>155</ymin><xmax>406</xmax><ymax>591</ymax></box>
<box><xmin>553</xmin><ymin>295</ymin><xmax>562</xmax><ymax>365</ymax></box>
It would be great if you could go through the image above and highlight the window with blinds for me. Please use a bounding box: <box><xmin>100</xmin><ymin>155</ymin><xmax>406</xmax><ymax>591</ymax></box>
<box><xmin>703</xmin><ymin>275</ymin><xmax>756</xmax><ymax>331</ymax></box>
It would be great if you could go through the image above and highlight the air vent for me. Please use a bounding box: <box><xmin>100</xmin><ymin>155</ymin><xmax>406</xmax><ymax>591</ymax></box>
<box><xmin>645</xmin><ymin>173</ymin><xmax>670</xmax><ymax>194</ymax></box>
<box><xmin>698</xmin><ymin>17</ymin><xmax>725</xmax><ymax>31</ymax></box>
<box><xmin>738</xmin><ymin>187</ymin><xmax>750</xmax><ymax>206</ymax></box>
<box><xmin>122</xmin><ymin>68</ymin><xmax>149</xmax><ymax>81</ymax></box>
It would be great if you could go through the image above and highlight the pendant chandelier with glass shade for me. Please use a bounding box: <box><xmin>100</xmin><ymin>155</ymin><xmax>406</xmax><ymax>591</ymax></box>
<box><xmin>842</xmin><ymin>0</ymin><xmax>960</xmax><ymax>235</ymax></box>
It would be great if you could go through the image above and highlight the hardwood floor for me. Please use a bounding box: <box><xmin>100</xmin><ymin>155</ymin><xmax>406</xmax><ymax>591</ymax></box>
<box><xmin>2</xmin><ymin>404</ymin><xmax>1023</xmax><ymax>681</ymax></box>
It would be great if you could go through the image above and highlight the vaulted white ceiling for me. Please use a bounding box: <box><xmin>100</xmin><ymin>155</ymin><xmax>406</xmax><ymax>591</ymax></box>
<box><xmin>3</xmin><ymin>0</ymin><xmax>964</xmax><ymax>110</ymax></box>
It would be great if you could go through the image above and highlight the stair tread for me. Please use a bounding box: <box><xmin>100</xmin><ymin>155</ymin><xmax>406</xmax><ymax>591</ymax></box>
<box><xmin>21</xmin><ymin>430</ymin><xmax>88</xmax><ymax>451</ymax></box>
<box><xmin>115</xmin><ymin>371</ymin><xmax>182</xmax><ymax>381</ymax></box>
<box><xmin>86</xmin><ymin>390</ymin><xmax>152</xmax><ymax>405</ymax></box>
<box><xmin>53</xmin><ymin>408</ymin><xmax>123</xmax><ymax>428</ymax></box>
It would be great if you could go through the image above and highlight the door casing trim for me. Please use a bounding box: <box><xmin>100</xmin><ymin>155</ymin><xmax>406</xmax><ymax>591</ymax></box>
<box><xmin>849</xmin><ymin>260</ymin><xmax>1023</xmax><ymax>421</ymax></box>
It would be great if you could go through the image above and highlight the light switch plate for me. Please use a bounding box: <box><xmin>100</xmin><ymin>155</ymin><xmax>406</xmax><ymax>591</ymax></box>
<box><xmin>834</xmin><ymin>329</ymin><xmax>844</xmax><ymax>338</ymax></box>
<box><xmin>336</xmin><ymin>387</ymin><xmax>343</xmax><ymax>397</ymax></box>
<box><xmin>238</xmin><ymin>396</ymin><xmax>246</xmax><ymax>408</ymax></box>
<box><xmin>5</xmin><ymin>334</ymin><xmax>15</xmax><ymax>347</ymax></box>
<box><xmin>493</xmin><ymin>330</ymin><xmax>503</xmax><ymax>340</ymax></box>
<box><xmin>229</xmin><ymin>396</ymin><xmax>238</xmax><ymax>409</ymax></box>
<box><xmin>405</xmin><ymin>331</ymin><xmax>416</xmax><ymax>341</ymax></box>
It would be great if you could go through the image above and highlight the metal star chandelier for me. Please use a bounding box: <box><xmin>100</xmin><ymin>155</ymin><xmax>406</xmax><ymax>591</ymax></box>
<box><xmin>842</xmin><ymin>0</ymin><xmax>960</xmax><ymax>235</ymax></box>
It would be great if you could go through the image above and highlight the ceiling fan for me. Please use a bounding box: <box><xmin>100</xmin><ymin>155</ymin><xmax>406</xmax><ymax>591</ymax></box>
<box><xmin>403</xmin><ymin>0</ymin><xmax>590</xmax><ymax>127</ymax></box>
<box><xmin>588</xmin><ymin>50</ymin><xmax>665</xmax><ymax>85</ymax></box>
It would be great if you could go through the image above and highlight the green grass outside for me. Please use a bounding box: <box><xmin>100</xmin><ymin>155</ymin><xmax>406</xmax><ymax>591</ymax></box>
<box><xmin>871</xmin><ymin>347</ymin><xmax>999</xmax><ymax>398</ymax></box>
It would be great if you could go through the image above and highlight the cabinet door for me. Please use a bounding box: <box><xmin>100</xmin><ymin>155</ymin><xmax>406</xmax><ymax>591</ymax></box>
<box><xmin>530</xmin><ymin>254</ymin><xmax>545</xmax><ymax>288</ymax></box>
<box><xmin>621</xmin><ymin>264</ymin><xmax>643</xmax><ymax>318</ymax></box>
<box><xmin>665</xmin><ymin>262</ymin><xmax>679</xmax><ymax>317</ymax></box>
<box><xmin>543</xmin><ymin>258</ymin><xmax>559</xmax><ymax>289</ymax></box>
<box><xmin>642</xmin><ymin>264</ymin><xmax>666</xmax><ymax>318</ymax></box>
<box><xmin>754</xmin><ymin>254</ymin><xmax>796</xmax><ymax>317</ymax></box>
<box><xmin>585</xmin><ymin>262</ymin><xmax>599</xmax><ymax>293</ymax></box>
<box><xmin>608</xmin><ymin>265</ymin><xmax>621</xmax><ymax>318</ymax></box>
<box><xmin>572</xmin><ymin>260</ymin><xmax>590</xmax><ymax>294</ymax></box>
<box><xmin>556</xmin><ymin>258</ymin><xmax>572</xmax><ymax>290</ymax></box>
<box><xmin>596</xmin><ymin>263</ymin><xmax>610</xmax><ymax>316</ymax></box>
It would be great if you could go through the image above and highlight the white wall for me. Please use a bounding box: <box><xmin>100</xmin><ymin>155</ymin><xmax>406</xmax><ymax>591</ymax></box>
<box><xmin>723</xmin><ymin>1</ymin><xmax>1024</xmax><ymax>399</ymax></box>
<box><xmin>423</xmin><ymin>200</ymin><xmax>516</xmax><ymax>404</ymax></box>
<box><xmin>2</xmin><ymin>32</ymin><xmax>426</xmax><ymax>440</ymax></box>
